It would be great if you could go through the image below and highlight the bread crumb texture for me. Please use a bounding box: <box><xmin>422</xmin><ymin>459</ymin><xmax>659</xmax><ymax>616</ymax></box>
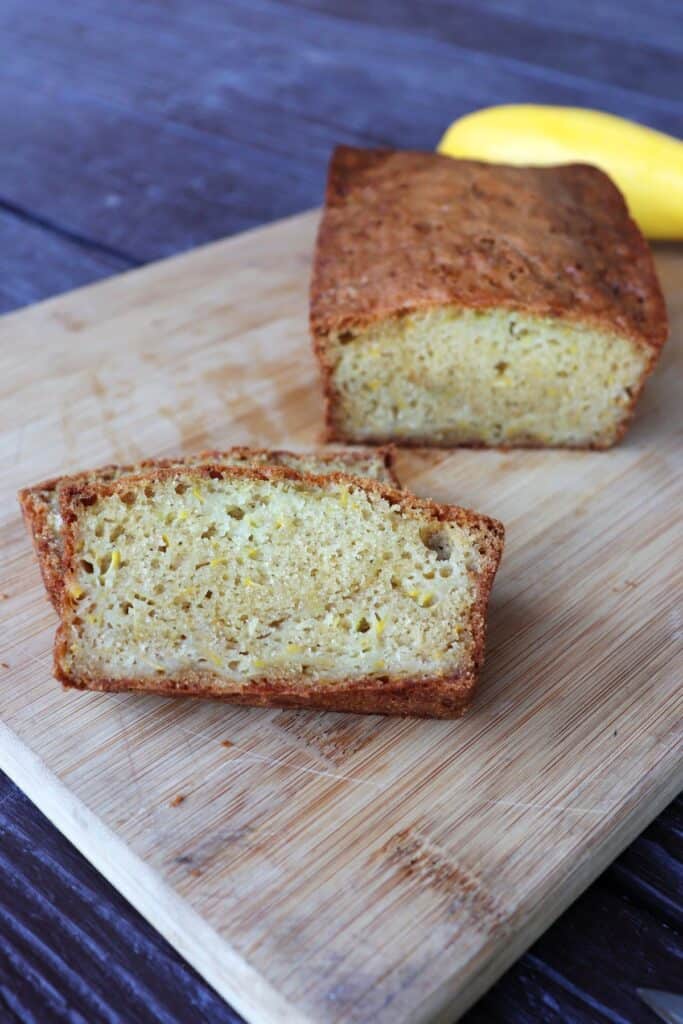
<box><xmin>19</xmin><ymin>446</ymin><xmax>397</xmax><ymax>611</ymax></box>
<box><xmin>327</xmin><ymin>307</ymin><xmax>649</xmax><ymax>447</ymax></box>
<box><xmin>57</xmin><ymin>472</ymin><xmax>501</xmax><ymax>691</ymax></box>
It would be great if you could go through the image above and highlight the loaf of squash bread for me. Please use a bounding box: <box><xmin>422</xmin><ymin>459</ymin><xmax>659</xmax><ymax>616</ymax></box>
<box><xmin>311</xmin><ymin>146</ymin><xmax>668</xmax><ymax>448</ymax></box>
<box><xmin>54</xmin><ymin>465</ymin><xmax>503</xmax><ymax>718</ymax></box>
<box><xmin>19</xmin><ymin>445</ymin><xmax>398</xmax><ymax>610</ymax></box>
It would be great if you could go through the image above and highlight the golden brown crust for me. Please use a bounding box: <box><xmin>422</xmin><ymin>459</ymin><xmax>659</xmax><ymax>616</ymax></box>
<box><xmin>54</xmin><ymin>463</ymin><xmax>504</xmax><ymax>718</ymax></box>
<box><xmin>310</xmin><ymin>147</ymin><xmax>668</xmax><ymax>446</ymax></box>
<box><xmin>311</xmin><ymin>146</ymin><xmax>667</xmax><ymax>347</ymax></box>
<box><xmin>18</xmin><ymin>445</ymin><xmax>400</xmax><ymax>610</ymax></box>
<box><xmin>192</xmin><ymin>444</ymin><xmax>400</xmax><ymax>486</ymax></box>
<box><xmin>18</xmin><ymin>485</ymin><xmax>60</xmax><ymax>606</ymax></box>
<box><xmin>18</xmin><ymin>464</ymin><xmax>125</xmax><ymax>610</ymax></box>
<box><xmin>57</xmin><ymin>672</ymin><xmax>473</xmax><ymax>718</ymax></box>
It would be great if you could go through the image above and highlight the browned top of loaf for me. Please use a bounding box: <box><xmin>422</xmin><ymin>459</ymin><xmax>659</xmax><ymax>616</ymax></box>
<box><xmin>310</xmin><ymin>146</ymin><xmax>667</xmax><ymax>351</ymax></box>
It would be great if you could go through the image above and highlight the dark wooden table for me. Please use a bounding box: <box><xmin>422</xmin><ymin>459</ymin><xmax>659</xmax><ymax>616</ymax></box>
<box><xmin>1</xmin><ymin>2</ymin><xmax>681</xmax><ymax>1021</ymax></box>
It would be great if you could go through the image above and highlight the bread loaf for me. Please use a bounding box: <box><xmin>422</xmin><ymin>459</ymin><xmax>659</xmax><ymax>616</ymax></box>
<box><xmin>54</xmin><ymin>465</ymin><xmax>503</xmax><ymax>718</ymax></box>
<box><xmin>19</xmin><ymin>445</ymin><xmax>398</xmax><ymax>609</ymax></box>
<box><xmin>311</xmin><ymin>146</ymin><xmax>668</xmax><ymax>448</ymax></box>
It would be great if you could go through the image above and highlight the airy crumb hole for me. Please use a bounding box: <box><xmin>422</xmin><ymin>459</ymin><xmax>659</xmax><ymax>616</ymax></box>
<box><xmin>420</xmin><ymin>528</ymin><xmax>451</xmax><ymax>561</ymax></box>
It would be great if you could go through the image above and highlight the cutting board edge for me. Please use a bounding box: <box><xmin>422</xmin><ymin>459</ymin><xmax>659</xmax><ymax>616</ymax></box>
<box><xmin>0</xmin><ymin>720</ymin><xmax>314</xmax><ymax>1024</ymax></box>
<box><xmin>418</xmin><ymin>749</ymin><xmax>683</xmax><ymax>1023</ymax></box>
<box><xmin>2</xmin><ymin>715</ymin><xmax>681</xmax><ymax>1024</ymax></box>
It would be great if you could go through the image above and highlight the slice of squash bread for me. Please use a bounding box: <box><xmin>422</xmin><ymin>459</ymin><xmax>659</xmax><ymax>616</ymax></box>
<box><xmin>19</xmin><ymin>445</ymin><xmax>398</xmax><ymax>610</ymax></box>
<box><xmin>311</xmin><ymin>146</ymin><xmax>668</xmax><ymax>448</ymax></box>
<box><xmin>54</xmin><ymin>465</ymin><xmax>503</xmax><ymax>718</ymax></box>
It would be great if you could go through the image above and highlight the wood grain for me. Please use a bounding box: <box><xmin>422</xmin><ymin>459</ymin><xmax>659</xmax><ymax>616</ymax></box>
<box><xmin>0</xmin><ymin>210</ymin><xmax>681</xmax><ymax>1024</ymax></box>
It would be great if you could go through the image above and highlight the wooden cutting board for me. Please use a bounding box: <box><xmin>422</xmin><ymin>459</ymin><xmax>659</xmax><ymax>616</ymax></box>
<box><xmin>0</xmin><ymin>211</ymin><xmax>681</xmax><ymax>1024</ymax></box>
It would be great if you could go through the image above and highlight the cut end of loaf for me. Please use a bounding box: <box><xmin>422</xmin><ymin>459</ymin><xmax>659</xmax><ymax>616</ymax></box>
<box><xmin>54</xmin><ymin>467</ymin><xmax>503</xmax><ymax>717</ymax></box>
<box><xmin>321</xmin><ymin>306</ymin><xmax>653</xmax><ymax>448</ymax></box>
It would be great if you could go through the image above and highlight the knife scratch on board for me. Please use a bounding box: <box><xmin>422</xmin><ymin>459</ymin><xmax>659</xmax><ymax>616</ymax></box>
<box><xmin>169</xmin><ymin>718</ymin><xmax>387</xmax><ymax>790</ymax></box>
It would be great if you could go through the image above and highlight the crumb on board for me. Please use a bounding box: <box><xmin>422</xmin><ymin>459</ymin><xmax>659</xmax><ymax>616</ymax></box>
<box><xmin>169</xmin><ymin>794</ymin><xmax>186</xmax><ymax>807</ymax></box>
<box><xmin>221</xmin><ymin>739</ymin><xmax>234</xmax><ymax>747</ymax></box>
<box><xmin>0</xmin><ymin>593</ymin><xmax>8</xmax><ymax>601</ymax></box>
<box><xmin>0</xmin><ymin>662</ymin><xmax>8</xmax><ymax>670</ymax></box>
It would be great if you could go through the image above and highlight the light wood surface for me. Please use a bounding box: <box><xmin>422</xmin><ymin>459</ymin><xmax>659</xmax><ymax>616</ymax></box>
<box><xmin>0</xmin><ymin>211</ymin><xmax>681</xmax><ymax>1024</ymax></box>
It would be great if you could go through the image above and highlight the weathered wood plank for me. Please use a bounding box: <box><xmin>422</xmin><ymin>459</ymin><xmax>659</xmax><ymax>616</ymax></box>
<box><xmin>0</xmin><ymin>81</ymin><xmax>326</xmax><ymax>265</ymax></box>
<box><xmin>4</xmin><ymin>0</ymin><xmax>679</xmax><ymax>127</ymax></box>
<box><xmin>457</xmin><ymin>0</ymin><xmax>683</xmax><ymax>52</ymax></box>
<box><xmin>0</xmin><ymin>209</ymin><xmax>134</xmax><ymax>312</ymax></box>
<box><xmin>0</xmin><ymin>0</ymin><xmax>680</xmax><ymax>273</ymax></box>
<box><xmin>274</xmin><ymin>0</ymin><xmax>683</xmax><ymax>99</ymax></box>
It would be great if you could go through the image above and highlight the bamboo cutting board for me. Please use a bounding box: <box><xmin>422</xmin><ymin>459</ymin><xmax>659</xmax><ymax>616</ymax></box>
<box><xmin>0</xmin><ymin>211</ymin><xmax>681</xmax><ymax>1024</ymax></box>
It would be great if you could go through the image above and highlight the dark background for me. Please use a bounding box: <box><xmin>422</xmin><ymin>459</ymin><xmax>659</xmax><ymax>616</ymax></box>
<box><xmin>1</xmin><ymin>1</ymin><xmax>681</xmax><ymax>1021</ymax></box>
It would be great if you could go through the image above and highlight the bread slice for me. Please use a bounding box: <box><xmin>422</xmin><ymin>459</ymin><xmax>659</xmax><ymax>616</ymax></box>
<box><xmin>19</xmin><ymin>445</ymin><xmax>398</xmax><ymax>610</ymax></box>
<box><xmin>54</xmin><ymin>465</ymin><xmax>503</xmax><ymax>718</ymax></box>
<box><xmin>311</xmin><ymin>146</ymin><xmax>668</xmax><ymax>448</ymax></box>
